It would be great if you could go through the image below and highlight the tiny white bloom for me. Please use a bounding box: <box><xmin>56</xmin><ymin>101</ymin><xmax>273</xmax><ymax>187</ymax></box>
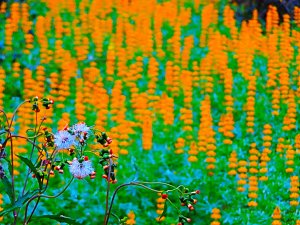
<box><xmin>70</xmin><ymin>123</ymin><xmax>90</xmax><ymax>142</ymax></box>
<box><xmin>54</xmin><ymin>130</ymin><xmax>75</xmax><ymax>150</ymax></box>
<box><xmin>69</xmin><ymin>158</ymin><xmax>94</xmax><ymax>179</ymax></box>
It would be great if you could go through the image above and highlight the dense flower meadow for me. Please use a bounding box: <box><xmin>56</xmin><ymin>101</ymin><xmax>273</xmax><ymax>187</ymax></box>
<box><xmin>0</xmin><ymin>0</ymin><xmax>299</xmax><ymax>224</ymax></box>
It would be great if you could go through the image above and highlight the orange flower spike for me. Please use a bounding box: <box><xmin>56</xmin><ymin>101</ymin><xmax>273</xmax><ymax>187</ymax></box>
<box><xmin>192</xmin><ymin>61</ymin><xmax>200</xmax><ymax>87</ymax></box>
<box><xmin>181</xmin><ymin>36</ymin><xmax>194</xmax><ymax>69</ymax></box>
<box><xmin>285</xmin><ymin>145</ymin><xmax>295</xmax><ymax>174</ymax></box>
<box><xmin>228</xmin><ymin>151</ymin><xmax>238</xmax><ymax>176</ymax></box>
<box><xmin>237</xmin><ymin>160</ymin><xmax>247</xmax><ymax>192</ymax></box>
<box><xmin>142</xmin><ymin>111</ymin><xmax>153</xmax><ymax>151</ymax></box>
<box><xmin>0</xmin><ymin>1</ymin><xmax>6</xmax><ymax>13</ymax></box>
<box><xmin>155</xmin><ymin>193</ymin><xmax>166</xmax><ymax>222</ymax></box>
<box><xmin>289</xmin><ymin>176</ymin><xmax>299</xmax><ymax>207</ymax></box>
<box><xmin>12</xmin><ymin>61</ymin><xmax>20</xmax><ymax>78</ymax></box>
<box><xmin>295</xmin><ymin>7</ymin><xmax>300</xmax><ymax>27</ymax></box>
<box><xmin>210</xmin><ymin>208</ymin><xmax>221</xmax><ymax>225</ymax></box>
<box><xmin>272</xmin><ymin>206</ymin><xmax>282</xmax><ymax>225</ymax></box>
<box><xmin>106</xmin><ymin>43</ymin><xmax>116</xmax><ymax>81</ymax></box>
<box><xmin>21</xmin><ymin>3</ymin><xmax>30</xmax><ymax>33</ymax></box>
<box><xmin>126</xmin><ymin>210</ymin><xmax>136</xmax><ymax>225</ymax></box>
<box><xmin>0</xmin><ymin>67</ymin><xmax>6</xmax><ymax>108</ymax></box>
<box><xmin>10</xmin><ymin>2</ymin><xmax>21</xmax><ymax>33</ymax></box>
<box><xmin>248</xmin><ymin>143</ymin><xmax>259</xmax><ymax>175</ymax></box>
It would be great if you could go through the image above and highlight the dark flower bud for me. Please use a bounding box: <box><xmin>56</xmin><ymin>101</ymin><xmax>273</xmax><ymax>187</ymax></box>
<box><xmin>97</xmin><ymin>136</ymin><xmax>108</xmax><ymax>146</ymax></box>
<box><xmin>0</xmin><ymin>164</ymin><xmax>4</xmax><ymax>179</ymax></box>
<box><xmin>100</xmin><ymin>149</ymin><xmax>110</xmax><ymax>156</ymax></box>
<box><xmin>0</xmin><ymin>150</ymin><xmax>6</xmax><ymax>159</ymax></box>
<box><xmin>101</xmin><ymin>132</ymin><xmax>108</xmax><ymax>140</ymax></box>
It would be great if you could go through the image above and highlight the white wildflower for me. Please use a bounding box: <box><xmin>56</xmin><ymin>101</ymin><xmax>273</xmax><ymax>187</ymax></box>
<box><xmin>54</xmin><ymin>130</ymin><xmax>75</xmax><ymax>150</ymax></box>
<box><xmin>70</xmin><ymin>122</ymin><xmax>90</xmax><ymax>143</ymax></box>
<box><xmin>69</xmin><ymin>158</ymin><xmax>94</xmax><ymax>179</ymax></box>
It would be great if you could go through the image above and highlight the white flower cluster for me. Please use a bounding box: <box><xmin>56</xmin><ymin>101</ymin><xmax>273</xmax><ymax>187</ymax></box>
<box><xmin>54</xmin><ymin>123</ymin><xmax>90</xmax><ymax>150</ymax></box>
<box><xmin>69</xmin><ymin>158</ymin><xmax>94</xmax><ymax>179</ymax></box>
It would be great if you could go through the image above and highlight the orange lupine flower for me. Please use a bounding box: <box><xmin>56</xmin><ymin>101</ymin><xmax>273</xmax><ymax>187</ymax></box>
<box><xmin>210</xmin><ymin>208</ymin><xmax>221</xmax><ymax>225</ymax></box>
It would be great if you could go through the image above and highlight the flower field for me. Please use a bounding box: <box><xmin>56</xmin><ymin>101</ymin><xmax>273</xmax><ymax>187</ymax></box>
<box><xmin>0</xmin><ymin>0</ymin><xmax>299</xmax><ymax>224</ymax></box>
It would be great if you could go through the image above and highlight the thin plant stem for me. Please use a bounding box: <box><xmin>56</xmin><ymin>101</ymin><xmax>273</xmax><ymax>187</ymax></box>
<box><xmin>105</xmin><ymin>181</ymin><xmax>164</xmax><ymax>225</ymax></box>
<box><xmin>0</xmin><ymin>109</ymin><xmax>10</xmax><ymax>127</ymax></box>
<box><xmin>22</xmin><ymin>112</ymin><xmax>41</xmax><ymax>196</ymax></box>
<box><xmin>24</xmin><ymin>177</ymin><xmax>74</xmax><ymax>224</ymax></box>
<box><xmin>103</xmin><ymin>158</ymin><xmax>112</xmax><ymax>224</ymax></box>
<box><xmin>9</xmin><ymin>100</ymin><xmax>30</xmax><ymax>129</ymax></box>
<box><xmin>111</xmin><ymin>213</ymin><xmax>120</xmax><ymax>223</ymax></box>
<box><xmin>9</xmin><ymin>130</ymin><xmax>18</xmax><ymax>225</ymax></box>
<box><xmin>6</xmin><ymin>135</ymin><xmax>42</xmax><ymax>151</ymax></box>
<box><xmin>14</xmin><ymin>114</ymin><xmax>45</xmax><ymax>224</ymax></box>
<box><xmin>26</xmin><ymin>148</ymin><xmax>61</xmax><ymax>223</ymax></box>
<box><xmin>166</xmin><ymin>198</ymin><xmax>181</xmax><ymax>213</ymax></box>
<box><xmin>137</xmin><ymin>181</ymin><xmax>178</xmax><ymax>190</ymax></box>
<box><xmin>104</xmin><ymin>183</ymin><xmax>131</xmax><ymax>225</ymax></box>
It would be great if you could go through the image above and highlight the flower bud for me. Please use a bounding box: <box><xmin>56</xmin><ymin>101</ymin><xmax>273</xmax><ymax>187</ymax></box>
<box><xmin>161</xmin><ymin>192</ymin><xmax>168</xmax><ymax>199</ymax></box>
<box><xmin>188</xmin><ymin>204</ymin><xmax>194</xmax><ymax>211</ymax></box>
<box><xmin>0</xmin><ymin>164</ymin><xmax>5</xmax><ymax>179</ymax></box>
<box><xmin>90</xmin><ymin>171</ymin><xmax>96</xmax><ymax>176</ymax></box>
<box><xmin>103</xmin><ymin>165</ymin><xmax>109</xmax><ymax>170</ymax></box>
<box><xmin>111</xmin><ymin>179</ymin><xmax>118</xmax><ymax>184</ymax></box>
<box><xmin>107</xmin><ymin>137</ymin><xmax>113</xmax><ymax>144</ymax></box>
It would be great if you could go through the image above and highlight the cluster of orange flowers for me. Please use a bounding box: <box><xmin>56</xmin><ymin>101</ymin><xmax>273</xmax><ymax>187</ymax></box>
<box><xmin>248</xmin><ymin>143</ymin><xmax>259</xmax><ymax>207</ymax></box>
<box><xmin>228</xmin><ymin>150</ymin><xmax>238</xmax><ymax>176</ymax></box>
<box><xmin>210</xmin><ymin>208</ymin><xmax>221</xmax><ymax>225</ymax></box>
<box><xmin>260</xmin><ymin>125</ymin><xmax>272</xmax><ymax>181</ymax></box>
<box><xmin>0</xmin><ymin>0</ymin><xmax>299</xmax><ymax>222</ymax></box>
<box><xmin>126</xmin><ymin>210</ymin><xmax>136</xmax><ymax>225</ymax></box>
<box><xmin>245</xmin><ymin>76</ymin><xmax>256</xmax><ymax>133</ymax></box>
<box><xmin>0</xmin><ymin>68</ymin><xmax>5</xmax><ymax>108</ymax></box>
<box><xmin>155</xmin><ymin>193</ymin><xmax>166</xmax><ymax>222</ymax></box>
<box><xmin>237</xmin><ymin>160</ymin><xmax>247</xmax><ymax>192</ymax></box>
<box><xmin>272</xmin><ymin>206</ymin><xmax>282</xmax><ymax>225</ymax></box>
<box><xmin>289</xmin><ymin>176</ymin><xmax>299</xmax><ymax>207</ymax></box>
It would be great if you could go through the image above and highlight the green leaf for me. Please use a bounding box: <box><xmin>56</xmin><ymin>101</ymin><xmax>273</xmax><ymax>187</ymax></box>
<box><xmin>1</xmin><ymin>176</ymin><xmax>14</xmax><ymax>203</ymax></box>
<box><xmin>26</xmin><ymin>128</ymin><xmax>36</xmax><ymax>137</ymax></box>
<box><xmin>0</xmin><ymin>189</ymin><xmax>39</xmax><ymax>217</ymax></box>
<box><xmin>158</xmin><ymin>201</ymin><xmax>168</xmax><ymax>221</ymax></box>
<box><xmin>15</xmin><ymin>189</ymin><xmax>39</xmax><ymax>207</ymax></box>
<box><xmin>3</xmin><ymin>158</ymin><xmax>13</xmax><ymax>177</ymax></box>
<box><xmin>30</xmin><ymin>214</ymin><xmax>81</xmax><ymax>225</ymax></box>
<box><xmin>16</xmin><ymin>155</ymin><xmax>43</xmax><ymax>189</ymax></box>
<box><xmin>0</xmin><ymin>204</ymin><xmax>19</xmax><ymax>217</ymax></box>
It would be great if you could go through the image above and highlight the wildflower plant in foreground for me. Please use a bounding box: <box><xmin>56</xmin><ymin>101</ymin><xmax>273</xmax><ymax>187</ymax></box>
<box><xmin>0</xmin><ymin>97</ymin><xmax>199</xmax><ymax>225</ymax></box>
